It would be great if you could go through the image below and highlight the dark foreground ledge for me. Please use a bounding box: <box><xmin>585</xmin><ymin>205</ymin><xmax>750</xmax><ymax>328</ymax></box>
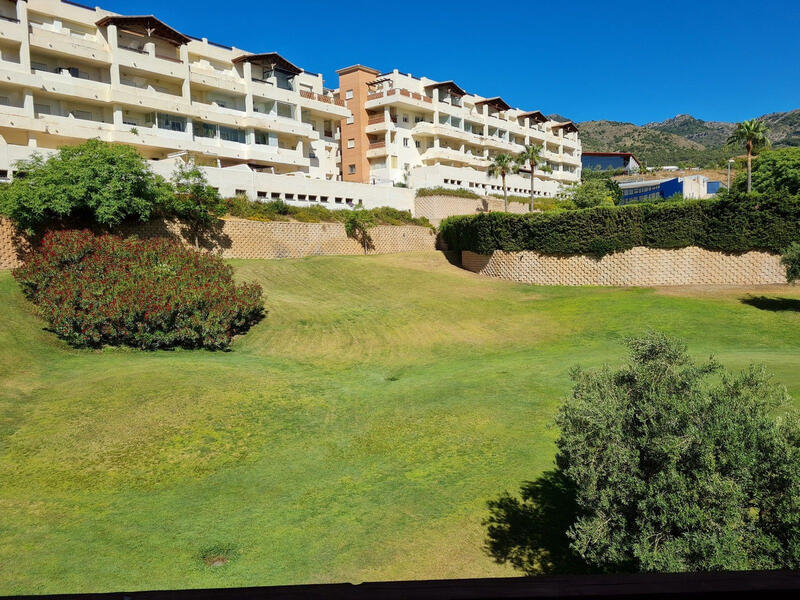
<box><xmin>9</xmin><ymin>570</ymin><xmax>800</xmax><ymax>600</ymax></box>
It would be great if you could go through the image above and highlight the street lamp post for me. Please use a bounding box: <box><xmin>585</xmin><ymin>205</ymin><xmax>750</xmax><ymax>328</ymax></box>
<box><xmin>727</xmin><ymin>158</ymin><xmax>735</xmax><ymax>189</ymax></box>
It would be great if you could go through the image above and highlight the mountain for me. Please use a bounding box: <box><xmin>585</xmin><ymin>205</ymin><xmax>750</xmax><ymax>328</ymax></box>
<box><xmin>574</xmin><ymin>109</ymin><xmax>800</xmax><ymax>167</ymax></box>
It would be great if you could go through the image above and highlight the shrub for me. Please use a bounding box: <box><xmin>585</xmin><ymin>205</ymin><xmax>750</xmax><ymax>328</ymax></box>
<box><xmin>732</xmin><ymin>148</ymin><xmax>800</xmax><ymax>196</ymax></box>
<box><xmin>782</xmin><ymin>242</ymin><xmax>800</xmax><ymax>283</ymax></box>
<box><xmin>0</xmin><ymin>140</ymin><xmax>171</xmax><ymax>232</ymax></box>
<box><xmin>169</xmin><ymin>160</ymin><xmax>226</xmax><ymax>247</ymax></box>
<box><xmin>14</xmin><ymin>230</ymin><xmax>264</xmax><ymax>350</ymax></box>
<box><xmin>440</xmin><ymin>194</ymin><xmax>800</xmax><ymax>257</ymax></box>
<box><xmin>223</xmin><ymin>196</ymin><xmax>432</xmax><ymax>228</ymax></box>
<box><xmin>415</xmin><ymin>187</ymin><xmax>481</xmax><ymax>199</ymax></box>
<box><xmin>567</xmin><ymin>179</ymin><xmax>616</xmax><ymax>209</ymax></box>
<box><xmin>486</xmin><ymin>333</ymin><xmax>800</xmax><ymax>574</ymax></box>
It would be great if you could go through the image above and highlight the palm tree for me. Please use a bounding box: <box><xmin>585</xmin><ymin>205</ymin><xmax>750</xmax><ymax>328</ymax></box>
<box><xmin>516</xmin><ymin>144</ymin><xmax>543</xmax><ymax>212</ymax></box>
<box><xmin>488</xmin><ymin>153</ymin><xmax>518</xmax><ymax>211</ymax></box>
<box><xmin>727</xmin><ymin>119</ymin><xmax>770</xmax><ymax>193</ymax></box>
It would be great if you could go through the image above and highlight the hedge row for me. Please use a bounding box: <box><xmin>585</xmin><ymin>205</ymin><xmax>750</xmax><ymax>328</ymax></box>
<box><xmin>439</xmin><ymin>195</ymin><xmax>800</xmax><ymax>257</ymax></box>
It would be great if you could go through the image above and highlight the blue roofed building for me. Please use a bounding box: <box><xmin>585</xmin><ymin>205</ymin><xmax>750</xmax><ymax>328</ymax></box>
<box><xmin>618</xmin><ymin>175</ymin><xmax>724</xmax><ymax>204</ymax></box>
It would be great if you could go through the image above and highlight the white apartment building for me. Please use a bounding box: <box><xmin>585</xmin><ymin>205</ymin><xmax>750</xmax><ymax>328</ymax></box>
<box><xmin>0</xmin><ymin>0</ymin><xmax>351</xmax><ymax>189</ymax></box>
<box><xmin>338</xmin><ymin>66</ymin><xmax>582</xmax><ymax>198</ymax></box>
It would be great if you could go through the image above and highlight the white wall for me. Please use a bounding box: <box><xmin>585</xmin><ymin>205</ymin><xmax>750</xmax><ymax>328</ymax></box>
<box><xmin>149</xmin><ymin>158</ymin><xmax>415</xmax><ymax>211</ymax></box>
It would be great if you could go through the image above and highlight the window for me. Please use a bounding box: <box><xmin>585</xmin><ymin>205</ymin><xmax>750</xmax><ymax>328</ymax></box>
<box><xmin>157</xmin><ymin>113</ymin><xmax>187</xmax><ymax>132</ymax></box>
<box><xmin>347</xmin><ymin>138</ymin><xmax>355</xmax><ymax>149</ymax></box>
<box><xmin>72</xmin><ymin>110</ymin><xmax>93</xmax><ymax>121</ymax></box>
<box><xmin>348</xmin><ymin>164</ymin><xmax>356</xmax><ymax>175</ymax></box>
<box><xmin>35</xmin><ymin>103</ymin><xmax>52</xmax><ymax>115</ymax></box>
<box><xmin>320</xmin><ymin>196</ymin><xmax>329</xmax><ymax>203</ymax></box>
<box><xmin>403</xmin><ymin>138</ymin><xmax>409</xmax><ymax>147</ymax></box>
<box><xmin>196</xmin><ymin>122</ymin><xmax>217</xmax><ymax>139</ymax></box>
<box><xmin>414</xmin><ymin>116</ymin><xmax>422</xmax><ymax>123</ymax></box>
<box><xmin>285</xmin><ymin>194</ymin><xmax>294</xmax><ymax>200</ymax></box>
<box><xmin>271</xmin><ymin>192</ymin><xmax>281</xmax><ymax>199</ymax></box>
<box><xmin>415</xmin><ymin>140</ymin><xmax>421</xmax><ymax>148</ymax></box>
<box><xmin>0</xmin><ymin>170</ymin><xmax>8</xmax><ymax>181</ymax></box>
<box><xmin>257</xmin><ymin>191</ymin><xmax>268</xmax><ymax>198</ymax></box>
<box><xmin>345</xmin><ymin>89</ymin><xmax>353</xmax><ymax>100</ymax></box>
<box><xmin>346</xmin><ymin>115</ymin><xmax>354</xmax><ymax>125</ymax></box>
<box><xmin>298</xmin><ymin>194</ymin><xmax>306</xmax><ymax>201</ymax></box>
<box><xmin>235</xmin><ymin>189</ymin><xmax>247</xmax><ymax>197</ymax></box>
<box><xmin>0</xmin><ymin>96</ymin><xmax>9</xmax><ymax>106</ymax></box>
<box><xmin>402</xmin><ymin>114</ymin><xmax>409</xmax><ymax>123</ymax></box>
<box><xmin>219</xmin><ymin>126</ymin><xmax>246</xmax><ymax>143</ymax></box>
<box><xmin>335</xmin><ymin>197</ymin><xmax>343</xmax><ymax>204</ymax></box>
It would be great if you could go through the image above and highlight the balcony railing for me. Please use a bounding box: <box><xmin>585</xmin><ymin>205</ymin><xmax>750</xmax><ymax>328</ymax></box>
<box><xmin>155</xmin><ymin>53</ymin><xmax>182</xmax><ymax>64</ymax></box>
<box><xmin>368</xmin><ymin>141</ymin><xmax>386</xmax><ymax>150</ymax></box>
<box><xmin>366</xmin><ymin>89</ymin><xmax>432</xmax><ymax>103</ymax></box>
<box><xmin>0</xmin><ymin>14</ymin><xmax>20</xmax><ymax>23</ymax></box>
<box><xmin>299</xmin><ymin>89</ymin><xmax>345</xmax><ymax>107</ymax></box>
<box><xmin>367</xmin><ymin>114</ymin><xmax>397</xmax><ymax>125</ymax></box>
<box><xmin>119</xmin><ymin>45</ymin><xmax>148</xmax><ymax>55</ymax></box>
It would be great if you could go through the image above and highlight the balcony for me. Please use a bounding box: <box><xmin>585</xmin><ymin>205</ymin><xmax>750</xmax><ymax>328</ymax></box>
<box><xmin>366</xmin><ymin>140</ymin><xmax>387</xmax><ymax>158</ymax></box>
<box><xmin>189</xmin><ymin>64</ymin><xmax>246</xmax><ymax>95</ymax></box>
<box><xmin>299</xmin><ymin>89</ymin><xmax>345</xmax><ymax>107</ymax></box>
<box><xmin>0</xmin><ymin>13</ymin><xmax>23</xmax><ymax>43</ymax></box>
<box><xmin>365</xmin><ymin>113</ymin><xmax>396</xmax><ymax>133</ymax></box>
<box><xmin>117</xmin><ymin>46</ymin><xmax>186</xmax><ymax>80</ymax></box>
<box><xmin>365</xmin><ymin>88</ymin><xmax>434</xmax><ymax>112</ymax></box>
<box><xmin>420</xmin><ymin>147</ymin><xmax>488</xmax><ymax>168</ymax></box>
<box><xmin>35</xmin><ymin>69</ymin><xmax>111</xmax><ymax>103</ymax></box>
<box><xmin>28</xmin><ymin>26</ymin><xmax>110</xmax><ymax>64</ymax></box>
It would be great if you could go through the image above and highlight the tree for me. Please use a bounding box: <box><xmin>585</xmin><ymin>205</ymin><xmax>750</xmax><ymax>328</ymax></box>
<box><xmin>733</xmin><ymin>148</ymin><xmax>800</xmax><ymax>196</ymax></box>
<box><xmin>567</xmin><ymin>179</ymin><xmax>615</xmax><ymax>209</ymax></box>
<box><xmin>0</xmin><ymin>140</ymin><xmax>171</xmax><ymax>233</ymax></box>
<box><xmin>516</xmin><ymin>144</ymin><xmax>543</xmax><ymax>212</ymax></box>
<box><xmin>486</xmin><ymin>332</ymin><xmax>800</xmax><ymax>575</ymax></box>
<box><xmin>488</xmin><ymin>153</ymin><xmax>518</xmax><ymax>212</ymax></box>
<box><xmin>727</xmin><ymin>119</ymin><xmax>771</xmax><ymax>193</ymax></box>
<box><xmin>170</xmin><ymin>160</ymin><xmax>226</xmax><ymax>248</ymax></box>
<box><xmin>781</xmin><ymin>242</ymin><xmax>800</xmax><ymax>283</ymax></box>
<box><xmin>344</xmin><ymin>209</ymin><xmax>376</xmax><ymax>254</ymax></box>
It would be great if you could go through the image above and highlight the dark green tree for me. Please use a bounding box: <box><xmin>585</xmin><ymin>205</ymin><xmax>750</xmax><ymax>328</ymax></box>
<box><xmin>733</xmin><ymin>148</ymin><xmax>800</xmax><ymax>196</ymax></box>
<box><xmin>0</xmin><ymin>139</ymin><xmax>171</xmax><ymax>232</ymax></box>
<box><xmin>344</xmin><ymin>209</ymin><xmax>376</xmax><ymax>254</ymax></box>
<box><xmin>486</xmin><ymin>332</ymin><xmax>800</xmax><ymax>574</ymax></box>
<box><xmin>170</xmin><ymin>160</ymin><xmax>227</xmax><ymax>248</ymax></box>
<box><xmin>568</xmin><ymin>179</ymin><xmax>615</xmax><ymax>209</ymax></box>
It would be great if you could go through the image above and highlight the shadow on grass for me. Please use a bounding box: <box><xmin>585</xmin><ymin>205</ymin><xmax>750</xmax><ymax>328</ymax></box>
<box><xmin>741</xmin><ymin>296</ymin><xmax>800</xmax><ymax>312</ymax></box>
<box><xmin>484</xmin><ymin>469</ymin><xmax>593</xmax><ymax>576</ymax></box>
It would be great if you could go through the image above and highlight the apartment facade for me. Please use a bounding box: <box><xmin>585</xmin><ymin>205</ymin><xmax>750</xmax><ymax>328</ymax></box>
<box><xmin>337</xmin><ymin>66</ymin><xmax>582</xmax><ymax>198</ymax></box>
<box><xmin>0</xmin><ymin>0</ymin><xmax>351</xmax><ymax>188</ymax></box>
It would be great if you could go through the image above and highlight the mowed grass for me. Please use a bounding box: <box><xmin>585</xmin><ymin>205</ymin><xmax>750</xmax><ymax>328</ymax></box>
<box><xmin>3</xmin><ymin>252</ymin><xmax>800</xmax><ymax>594</ymax></box>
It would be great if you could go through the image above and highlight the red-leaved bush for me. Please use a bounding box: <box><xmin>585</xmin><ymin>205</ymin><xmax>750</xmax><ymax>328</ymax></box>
<box><xmin>14</xmin><ymin>230</ymin><xmax>264</xmax><ymax>350</ymax></box>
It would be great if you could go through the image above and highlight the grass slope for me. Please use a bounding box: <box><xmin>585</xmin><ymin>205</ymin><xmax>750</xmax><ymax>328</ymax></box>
<box><xmin>3</xmin><ymin>253</ymin><xmax>800</xmax><ymax>593</ymax></box>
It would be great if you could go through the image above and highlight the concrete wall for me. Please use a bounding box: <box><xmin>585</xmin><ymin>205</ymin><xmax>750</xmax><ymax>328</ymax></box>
<box><xmin>149</xmin><ymin>158</ymin><xmax>416</xmax><ymax>211</ymax></box>
<box><xmin>0</xmin><ymin>217</ymin><xmax>436</xmax><ymax>268</ymax></box>
<box><xmin>462</xmin><ymin>248</ymin><xmax>787</xmax><ymax>287</ymax></box>
<box><xmin>414</xmin><ymin>195</ymin><xmax>529</xmax><ymax>226</ymax></box>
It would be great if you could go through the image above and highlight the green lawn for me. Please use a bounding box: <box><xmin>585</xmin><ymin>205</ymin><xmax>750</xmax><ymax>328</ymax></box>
<box><xmin>3</xmin><ymin>252</ymin><xmax>800</xmax><ymax>594</ymax></box>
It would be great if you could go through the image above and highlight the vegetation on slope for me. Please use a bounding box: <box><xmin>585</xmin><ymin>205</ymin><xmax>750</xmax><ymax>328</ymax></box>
<box><xmin>3</xmin><ymin>254</ymin><xmax>800</xmax><ymax>593</ymax></box>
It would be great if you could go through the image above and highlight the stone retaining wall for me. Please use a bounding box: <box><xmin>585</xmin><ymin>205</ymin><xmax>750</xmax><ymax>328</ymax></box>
<box><xmin>0</xmin><ymin>217</ymin><xmax>437</xmax><ymax>269</ymax></box>
<box><xmin>414</xmin><ymin>195</ymin><xmax>529</xmax><ymax>226</ymax></box>
<box><xmin>462</xmin><ymin>247</ymin><xmax>787</xmax><ymax>286</ymax></box>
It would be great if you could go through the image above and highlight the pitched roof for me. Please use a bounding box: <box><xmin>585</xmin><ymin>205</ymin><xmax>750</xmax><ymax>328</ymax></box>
<box><xmin>96</xmin><ymin>15</ymin><xmax>190</xmax><ymax>46</ymax></box>
<box><xmin>423</xmin><ymin>80</ymin><xmax>467</xmax><ymax>97</ymax></box>
<box><xmin>518</xmin><ymin>110</ymin><xmax>548</xmax><ymax>123</ymax></box>
<box><xmin>232</xmin><ymin>52</ymin><xmax>302</xmax><ymax>75</ymax></box>
<box><xmin>475</xmin><ymin>97</ymin><xmax>511</xmax><ymax>111</ymax></box>
<box><xmin>551</xmin><ymin>120</ymin><xmax>579</xmax><ymax>133</ymax></box>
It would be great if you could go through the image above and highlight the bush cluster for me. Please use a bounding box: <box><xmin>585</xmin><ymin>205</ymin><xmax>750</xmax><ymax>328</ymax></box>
<box><xmin>223</xmin><ymin>196</ymin><xmax>432</xmax><ymax>228</ymax></box>
<box><xmin>440</xmin><ymin>194</ymin><xmax>800</xmax><ymax>257</ymax></box>
<box><xmin>415</xmin><ymin>187</ymin><xmax>481</xmax><ymax>199</ymax></box>
<box><xmin>14</xmin><ymin>230</ymin><xmax>264</xmax><ymax>350</ymax></box>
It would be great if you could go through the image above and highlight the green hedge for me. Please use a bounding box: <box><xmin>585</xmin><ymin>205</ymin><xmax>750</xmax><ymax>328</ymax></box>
<box><xmin>439</xmin><ymin>195</ymin><xmax>800</xmax><ymax>257</ymax></box>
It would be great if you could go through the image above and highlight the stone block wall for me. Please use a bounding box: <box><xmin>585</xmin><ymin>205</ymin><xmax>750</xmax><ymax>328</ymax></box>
<box><xmin>413</xmin><ymin>195</ymin><xmax>529</xmax><ymax>226</ymax></box>
<box><xmin>0</xmin><ymin>217</ymin><xmax>437</xmax><ymax>269</ymax></box>
<box><xmin>462</xmin><ymin>247</ymin><xmax>788</xmax><ymax>286</ymax></box>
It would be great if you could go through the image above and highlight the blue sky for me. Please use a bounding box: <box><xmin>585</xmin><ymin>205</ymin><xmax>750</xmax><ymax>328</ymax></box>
<box><xmin>100</xmin><ymin>0</ymin><xmax>799</xmax><ymax>125</ymax></box>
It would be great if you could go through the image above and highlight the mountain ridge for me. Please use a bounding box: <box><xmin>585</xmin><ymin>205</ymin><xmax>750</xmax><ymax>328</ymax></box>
<box><xmin>569</xmin><ymin>110</ymin><xmax>800</xmax><ymax>167</ymax></box>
